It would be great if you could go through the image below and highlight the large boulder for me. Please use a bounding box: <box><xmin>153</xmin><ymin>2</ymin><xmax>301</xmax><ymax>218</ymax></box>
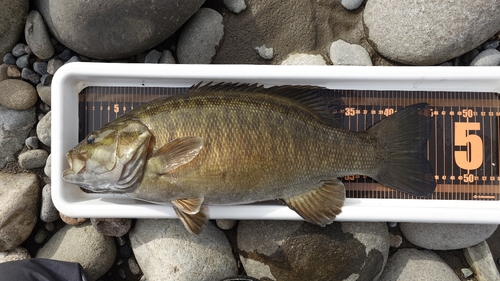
<box><xmin>0</xmin><ymin>0</ymin><xmax>28</xmax><ymax>58</ymax></box>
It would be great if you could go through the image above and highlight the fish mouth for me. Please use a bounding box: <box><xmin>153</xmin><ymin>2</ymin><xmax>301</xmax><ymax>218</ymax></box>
<box><xmin>66</xmin><ymin>151</ymin><xmax>87</xmax><ymax>175</ymax></box>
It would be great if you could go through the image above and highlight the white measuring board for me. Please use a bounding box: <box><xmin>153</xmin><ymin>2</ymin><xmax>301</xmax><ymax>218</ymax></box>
<box><xmin>51</xmin><ymin>63</ymin><xmax>500</xmax><ymax>223</ymax></box>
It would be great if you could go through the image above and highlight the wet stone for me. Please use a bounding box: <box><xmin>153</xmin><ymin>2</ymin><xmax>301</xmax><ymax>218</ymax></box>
<box><xmin>11</xmin><ymin>43</ymin><xmax>27</xmax><ymax>57</ymax></box>
<box><xmin>33</xmin><ymin>61</ymin><xmax>48</xmax><ymax>75</ymax></box>
<box><xmin>18</xmin><ymin>149</ymin><xmax>48</xmax><ymax>169</ymax></box>
<box><xmin>16</xmin><ymin>54</ymin><xmax>30</xmax><ymax>69</ymax></box>
<box><xmin>21</xmin><ymin>68</ymin><xmax>40</xmax><ymax>84</ymax></box>
<box><xmin>3</xmin><ymin>53</ymin><xmax>16</xmax><ymax>65</ymax></box>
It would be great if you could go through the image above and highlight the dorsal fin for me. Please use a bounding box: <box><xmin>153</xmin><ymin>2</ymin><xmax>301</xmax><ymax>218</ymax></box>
<box><xmin>189</xmin><ymin>82</ymin><xmax>344</xmax><ymax>126</ymax></box>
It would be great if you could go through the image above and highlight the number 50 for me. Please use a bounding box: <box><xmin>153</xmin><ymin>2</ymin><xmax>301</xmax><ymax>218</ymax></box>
<box><xmin>454</xmin><ymin>122</ymin><xmax>483</xmax><ymax>170</ymax></box>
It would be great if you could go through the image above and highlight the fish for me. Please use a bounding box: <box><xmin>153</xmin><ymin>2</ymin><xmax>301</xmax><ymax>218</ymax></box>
<box><xmin>63</xmin><ymin>82</ymin><xmax>436</xmax><ymax>235</ymax></box>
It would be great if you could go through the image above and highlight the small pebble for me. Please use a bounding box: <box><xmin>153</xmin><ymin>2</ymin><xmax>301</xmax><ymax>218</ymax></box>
<box><xmin>40</xmin><ymin>74</ymin><xmax>53</xmax><ymax>85</ymax></box>
<box><xmin>6</xmin><ymin>66</ymin><xmax>21</xmax><ymax>78</ymax></box>
<box><xmin>116</xmin><ymin>259</ymin><xmax>124</xmax><ymax>266</ymax></box>
<box><xmin>45</xmin><ymin>222</ymin><xmax>55</xmax><ymax>232</ymax></box>
<box><xmin>41</xmin><ymin>184</ymin><xmax>59</xmax><ymax>222</ymax></box>
<box><xmin>44</xmin><ymin>154</ymin><xmax>51</xmax><ymax>178</ymax></box>
<box><xmin>39</xmin><ymin>103</ymin><xmax>50</xmax><ymax>114</ymax></box>
<box><xmin>0</xmin><ymin>64</ymin><xmax>8</xmax><ymax>82</ymax></box>
<box><xmin>389</xmin><ymin>233</ymin><xmax>403</xmax><ymax>248</ymax></box>
<box><xmin>223</xmin><ymin>0</ymin><xmax>247</xmax><ymax>13</ymax></box>
<box><xmin>58</xmin><ymin>49</ymin><xmax>72</xmax><ymax>61</ymax></box>
<box><xmin>144</xmin><ymin>50</ymin><xmax>162</xmax><ymax>63</ymax></box>
<box><xmin>18</xmin><ymin>149</ymin><xmax>49</xmax><ymax>169</ymax></box>
<box><xmin>65</xmin><ymin>55</ymin><xmax>81</xmax><ymax>64</ymax></box>
<box><xmin>21</xmin><ymin>68</ymin><xmax>40</xmax><ymax>84</ymax></box>
<box><xmin>0</xmin><ymin>79</ymin><xmax>38</xmax><ymax>110</ymax></box>
<box><xmin>25</xmin><ymin>10</ymin><xmax>55</xmax><ymax>60</ymax></box>
<box><xmin>329</xmin><ymin>39</ymin><xmax>373</xmax><ymax>66</ymax></box>
<box><xmin>36</xmin><ymin>111</ymin><xmax>51</xmax><ymax>147</ymax></box>
<box><xmin>16</xmin><ymin>54</ymin><xmax>30</xmax><ymax>69</ymax></box>
<box><xmin>159</xmin><ymin>50</ymin><xmax>176</xmax><ymax>64</ymax></box>
<box><xmin>34</xmin><ymin>228</ymin><xmax>48</xmax><ymax>244</ymax></box>
<box><xmin>47</xmin><ymin>58</ymin><xmax>63</xmax><ymax>75</ymax></box>
<box><xmin>483</xmin><ymin>40</ymin><xmax>500</xmax><ymax>50</ymax></box>
<box><xmin>470</xmin><ymin>49</ymin><xmax>500</xmax><ymax>66</ymax></box>
<box><xmin>462</xmin><ymin>49</ymin><xmax>480</xmax><ymax>65</ymax></box>
<box><xmin>118</xmin><ymin>245</ymin><xmax>133</xmax><ymax>259</ymax></box>
<box><xmin>33</xmin><ymin>61</ymin><xmax>48</xmax><ymax>76</ymax></box>
<box><xmin>91</xmin><ymin>218</ymin><xmax>132</xmax><ymax>237</ymax></box>
<box><xmin>216</xmin><ymin>219</ymin><xmax>238</xmax><ymax>230</ymax></box>
<box><xmin>0</xmin><ymin>247</ymin><xmax>31</xmax><ymax>263</ymax></box>
<box><xmin>24</xmin><ymin>45</ymin><xmax>32</xmax><ymax>55</ymax></box>
<box><xmin>118</xmin><ymin>268</ymin><xmax>126</xmax><ymax>279</ymax></box>
<box><xmin>11</xmin><ymin>43</ymin><xmax>27</xmax><ymax>57</ymax></box>
<box><xmin>116</xmin><ymin>236</ymin><xmax>127</xmax><ymax>247</ymax></box>
<box><xmin>255</xmin><ymin>45</ymin><xmax>274</xmax><ymax>60</ymax></box>
<box><xmin>461</xmin><ymin>268</ymin><xmax>474</xmax><ymax>279</ymax></box>
<box><xmin>36</xmin><ymin>83</ymin><xmax>51</xmax><ymax>106</ymax></box>
<box><xmin>25</xmin><ymin>136</ymin><xmax>39</xmax><ymax>149</ymax></box>
<box><xmin>388</xmin><ymin>222</ymin><xmax>398</xmax><ymax>228</ymax></box>
<box><xmin>3</xmin><ymin>53</ymin><xmax>16</xmax><ymax>65</ymax></box>
<box><xmin>59</xmin><ymin>213</ymin><xmax>88</xmax><ymax>225</ymax></box>
<box><xmin>341</xmin><ymin>0</ymin><xmax>364</xmax><ymax>10</ymax></box>
<box><xmin>281</xmin><ymin>53</ymin><xmax>327</xmax><ymax>65</ymax></box>
<box><xmin>128</xmin><ymin>258</ymin><xmax>141</xmax><ymax>275</ymax></box>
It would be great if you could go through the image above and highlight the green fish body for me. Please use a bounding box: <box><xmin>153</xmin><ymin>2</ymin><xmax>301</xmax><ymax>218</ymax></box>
<box><xmin>63</xmin><ymin>83</ymin><xmax>436</xmax><ymax>234</ymax></box>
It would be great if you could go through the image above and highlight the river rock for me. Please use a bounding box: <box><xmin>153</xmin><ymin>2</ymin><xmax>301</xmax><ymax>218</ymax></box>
<box><xmin>130</xmin><ymin>219</ymin><xmax>238</xmax><ymax>281</ymax></box>
<box><xmin>363</xmin><ymin>0</ymin><xmax>500</xmax><ymax>65</ymax></box>
<box><xmin>159</xmin><ymin>50</ymin><xmax>176</xmax><ymax>64</ymax></box>
<box><xmin>36</xmin><ymin>83</ymin><xmax>51</xmax><ymax>106</ymax></box>
<box><xmin>281</xmin><ymin>53</ymin><xmax>327</xmax><ymax>65</ymax></box>
<box><xmin>464</xmin><ymin>241</ymin><xmax>500</xmax><ymax>281</ymax></box>
<box><xmin>0</xmin><ymin>79</ymin><xmax>38</xmax><ymax>110</ymax></box>
<box><xmin>40</xmin><ymin>184</ymin><xmax>59</xmax><ymax>222</ymax></box>
<box><xmin>470</xmin><ymin>49</ymin><xmax>500</xmax><ymax>66</ymax></box>
<box><xmin>0</xmin><ymin>64</ymin><xmax>8</xmax><ymax>82</ymax></box>
<box><xmin>36</xmin><ymin>111</ymin><xmax>51</xmax><ymax>146</ymax></box>
<box><xmin>36</xmin><ymin>0</ymin><xmax>205</xmax><ymax>60</ymax></box>
<box><xmin>379</xmin><ymin>248</ymin><xmax>460</xmax><ymax>281</ymax></box>
<box><xmin>341</xmin><ymin>0</ymin><xmax>364</xmax><ymax>10</ymax></box>
<box><xmin>177</xmin><ymin>8</ymin><xmax>224</xmax><ymax>64</ymax></box>
<box><xmin>329</xmin><ymin>39</ymin><xmax>372</xmax><ymax>65</ymax></box>
<box><xmin>399</xmin><ymin>223</ymin><xmax>498</xmax><ymax>250</ymax></box>
<box><xmin>0</xmin><ymin>247</ymin><xmax>30</xmax><ymax>263</ymax></box>
<box><xmin>0</xmin><ymin>172</ymin><xmax>39</xmax><ymax>251</ymax></box>
<box><xmin>18</xmin><ymin>149</ymin><xmax>49</xmax><ymax>169</ymax></box>
<box><xmin>36</xmin><ymin>222</ymin><xmax>116</xmax><ymax>281</ymax></box>
<box><xmin>91</xmin><ymin>218</ymin><xmax>132</xmax><ymax>237</ymax></box>
<box><xmin>59</xmin><ymin>213</ymin><xmax>88</xmax><ymax>226</ymax></box>
<box><xmin>0</xmin><ymin>0</ymin><xmax>28</xmax><ymax>58</ymax></box>
<box><xmin>25</xmin><ymin>10</ymin><xmax>54</xmax><ymax>60</ymax></box>
<box><xmin>238</xmin><ymin>221</ymin><xmax>389</xmax><ymax>281</ymax></box>
<box><xmin>0</xmin><ymin>105</ymin><xmax>36</xmax><ymax>168</ymax></box>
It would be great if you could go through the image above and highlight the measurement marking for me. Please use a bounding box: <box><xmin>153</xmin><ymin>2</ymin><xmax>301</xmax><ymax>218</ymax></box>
<box><xmin>473</xmin><ymin>194</ymin><xmax>496</xmax><ymax>199</ymax></box>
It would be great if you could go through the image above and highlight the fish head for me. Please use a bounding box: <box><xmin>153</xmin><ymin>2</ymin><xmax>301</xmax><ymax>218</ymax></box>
<box><xmin>63</xmin><ymin>119</ymin><xmax>153</xmax><ymax>193</ymax></box>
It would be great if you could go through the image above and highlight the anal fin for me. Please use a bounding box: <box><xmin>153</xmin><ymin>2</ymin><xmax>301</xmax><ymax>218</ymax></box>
<box><xmin>282</xmin><ymin>179</ymin><xmax>345</xmax><ymax>227</ymax></box>
<box><xmin>172</xmin><ymin>197</ymin><xmax>204</xmax><ymax>215</ymax></box>
<box><xmin>174</xmin><ymin>206</ymin><xmax>209</xmax><ymax>235</ymax></box>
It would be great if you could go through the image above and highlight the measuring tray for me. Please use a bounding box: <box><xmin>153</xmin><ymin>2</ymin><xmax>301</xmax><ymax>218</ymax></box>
<box><xmin>52</xmin><ymin>63</ymin><xmax>500</xmax><ymax>223</ymax></box>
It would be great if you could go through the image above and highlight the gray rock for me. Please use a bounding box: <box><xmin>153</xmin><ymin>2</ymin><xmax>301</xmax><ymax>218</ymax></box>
<box><xmin>461</xmin><ymin>268</ymin><xmax>474</xmax><ymax>279</ymax></box>
<box><xmin>144</xmin><ymin>50</ymin><xmax>162</xmax><ymax>63</ymax></box>
<box><xmin>25</xmin><ymin>10</ymin><xmax>54</xmax><ymax>60</ymax></box>
<box><xmin>40</xmin><ymin>73</ymin><xmax>52</xmax><ymax>85</ymax></box>
<box><xmin>159</xmin><ymin>50</ymin><xmax>176</xmax><ymax>64</ymax></box>
<box><xmin>130</xmin><ymin>219</ymin><xmax>237</xmax><ymax>281</ymax></box>
<box><xmin>0</xmin><ymin>0</ymin><xmax>29</xmax><ymax>59</ymax></box>
<box><xmin>0</xmin><ymin>247</ymin><xmax>30</xmax><ymax>263</ymax></box>
<box><xmin>238</xmin><ymin>221</ymin><xmax>389</xmax><ymax>281</ymax></box>
<box><xmin>36</xmin><ymin>222</ymin><xmax>117</xmax><ymax>281</ymax></box>
<box><xmin>0</xmin><ymin>64</ymin><xmax>8</xmax><ymax>82</ymax></box>
<box><xmin>25</xmin><ymin>136</ymin><xmax>38</xmax><ymax>149</ymax></box>
<box><xmin>37</xmin><ymin>0</ymin><xmax>205</xmax><ymax>60</ymax></box>
<box><xmin>0</xmin><ymin>105</ymin><xmax>36</xmax><ymax>168</ymax></box>
<box><xmin>47</xmin><ymin>58</ymin><xmax>63</xmax><ymax>75</ymax></box>
<box><xmin>255</xmin><ymin>45</ymin><xmax>274</xmax><ymax>60</ymax></box>
<box><xmin>33</xmin><ymin>61</ymin><xmax>48</xmax><ymax>75</ymax></box>
<box><xmin>41</xmin><ymin>184</ymin><xmax>59</xmax><ymax>222</ymax></box>
<box><xmin>45</xmin><ymin>222</ymin><xmax>55</xmax><ymax>232</ymax></box>
<box><xmin>399</xmin><ymin>223</ymin><xmax>498</xmax><ymax>250</ymax></box>
<box><xmin>216</xmin><ymin>219</ymin><xmax>238</xmax><ymax>230</ymax></box>
<box><xmin>11</xmin><ymin>43</ymin><xmax>27</xmax><ymax>57</ymax></box>
<box><xmin>281</xmin><ymin>53</ymin><xmax>327</xmax><ymax>65</ymax></box>
<box><xmin>470</xmin><ymin>49</ymin><xmax>500</xmax><ymax>66</ymax></box>
<box><xmin>341</xmin><ymin>0</ymin><xmax>364</xmax><ymax>10</ymax></box>
<box><xmin>483</xmin><ymin>40</ymin><xmax>500</xmax><ymax>50</ymax></box>
<box><xmin>128</xmin><ymin>258</ymin><xmax>141</xmax><ymax>275</ymax></box>
<box><xmin>3</xmin><ymin>53</ymin><xmax>16</xmax><ymax>65</ymax></box>
<box><xmin>65</xmin><ymin>55</ymin><xmax>80</xmax><ymax>64</ymax></box>
<box><xmin>36</xmin><ymin>83</ymin><xmax>51</xmax><ymax>106</ymax></box>
<box><xmin>58</xmin><ymin>49</ymin><xmax>72</xmax><ymax>61</ymax></box>
<box><xmin>36</xmin><ymin>111</ymin><xmax>51</xmax><ymax>146</ymax></box>
<box><xmin>44</xmin><ymin>154</ymin><xmax>51</xmax><ymax>178</ymax></box>
<box><xmin>464</xmin><ymin>241</ymin><xmax>500</xmax><ymax>281</ymax></box>
<box><xmin>223</xmin><ymin>0</ymin><xmax>247</xmax><ymax>13</ymax></box>
<box><xmin>177</xmin><ymin>8</ymin><xmax>224</xmax><ymax>64</ymax></box>
<box><xmin>364</xmin><ymin>0</ymin><xmax>500</xmax><ymax>65</ymax></box>
<box><xmin>15</xmin><ymin>54</ymin><xmax>29</xmax><ymax>69</ymax></box>
<box><xmin>380</xmin><ymin>248</ymin><xmax>460</xmax><ymax>281</ymax></box>
<box><xmin>329</xmin><ymin>39</ymin><xmax>372</xmax><ymax>66</ymax></box>
<box><xmin>34</xmin><ymin>228</ymin><xmax>48</xmax><ymax>244</ymax></box>
<box><xmin>91</xmin><ymin>218</ymin><xmax>132</xmax><ymax>237</ymax></box>
<box><xmin>21</xmin><ymin>68</ymin><xmax>40</xmax><ymax>84</ymax></box>
<box><xmin>0</xmin><ymin>172</ymin><xmax>39</xmax><ymax>251</ymax></box>
<box><xmin>18</xmin><ymin>149</ymin><xmax>49</xmax><ymax>169</ymax></box>
<box><xmin>462</xmin><ymin>49</ymin><xmax>481</xmax><ymax>65</ymax></box>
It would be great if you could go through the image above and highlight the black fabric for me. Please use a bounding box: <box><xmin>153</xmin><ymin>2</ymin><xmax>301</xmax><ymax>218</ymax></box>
<box><xmin>0</xmin><ymin>258</ymin><xmax>88</xmax><ymax>281</ymax></box>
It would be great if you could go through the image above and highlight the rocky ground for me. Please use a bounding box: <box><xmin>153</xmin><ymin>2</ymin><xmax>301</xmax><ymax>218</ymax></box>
<box><xmin>1</xmin><ymin>0</ymin><xmax>500</xmax><ymax>280</ymax></box>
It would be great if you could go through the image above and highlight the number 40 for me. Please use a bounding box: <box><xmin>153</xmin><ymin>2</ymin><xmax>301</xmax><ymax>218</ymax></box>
<box><xmin>454</xmin><ymin>122</ymin><xmax>483</xmax><ymax>170</ymax></box>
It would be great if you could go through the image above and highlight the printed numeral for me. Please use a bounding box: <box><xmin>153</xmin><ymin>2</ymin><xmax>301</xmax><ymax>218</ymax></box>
<box><xmin>454</xmin><ymin>122</ymin><xmax>483</xmax><ymax>170</ymax></box>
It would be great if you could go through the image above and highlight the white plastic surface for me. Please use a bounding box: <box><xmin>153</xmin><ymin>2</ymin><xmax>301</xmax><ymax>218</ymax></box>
<box><xmin>52</xmin><ymin>63</ymin><xmax>500</xmax><ymax>223</ymax></box>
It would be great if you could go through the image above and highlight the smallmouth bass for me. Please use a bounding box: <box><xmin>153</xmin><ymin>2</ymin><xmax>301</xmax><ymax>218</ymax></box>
<box><xmin>63</xmin><ymin>83</ymin><xmax>436</xmax><ymax>234</ymax></box>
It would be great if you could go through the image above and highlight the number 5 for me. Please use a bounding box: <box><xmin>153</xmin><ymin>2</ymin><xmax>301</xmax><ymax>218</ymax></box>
<box><xmin>454</xmin><ymin>122</ymin><xmax>483</xmax><ymax>170</ymax></box>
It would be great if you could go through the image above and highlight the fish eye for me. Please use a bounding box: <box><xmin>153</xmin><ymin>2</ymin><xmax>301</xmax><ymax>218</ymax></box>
<box><xmin>87</xmin><ymin>135</ymin><xmax>95</xmax><ymax>144</ymax></box>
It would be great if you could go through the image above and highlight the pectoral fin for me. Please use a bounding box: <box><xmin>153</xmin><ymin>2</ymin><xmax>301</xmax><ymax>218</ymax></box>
<box><xmin>148</xmin><ymin>137</ymin><xmax>204</xmax><ymax>175</ymax></box>
<box><xmin>174</xmin><ymin>206</ymin><xmax>209</xmax><ymax>235</ymax></box>
<box><xmin>171</xmin><ymin>197</ymin><xmax>204</xmax><ymax>215</ymax></box>
<box><xmin>281</xmin><ymin>179</ymin><xmax>346</xmax><ymax>227</ymax></box>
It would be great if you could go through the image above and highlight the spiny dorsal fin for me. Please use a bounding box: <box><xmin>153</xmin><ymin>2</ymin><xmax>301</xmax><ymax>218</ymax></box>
<box><xmin>189</xmin><ymin>82</ymin><xmax>344</xmax><ymax>127</ymax></box>
<box><xmin>282</xmin><ymin>179</ymin><xmax>346</xmax><ymax>226</ymax></box>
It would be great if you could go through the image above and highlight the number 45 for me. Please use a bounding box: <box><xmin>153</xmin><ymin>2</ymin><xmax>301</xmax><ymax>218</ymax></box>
<box><xmin>454</xmin><ymin>122</ymin><xmax>483</xmax><ymax>170</ymax></box>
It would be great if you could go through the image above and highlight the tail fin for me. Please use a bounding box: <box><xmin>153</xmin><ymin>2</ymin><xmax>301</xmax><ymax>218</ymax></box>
<box><xmin>367</xmin><ymin>103</ymin><xmax>436</xmax><ymax>198</ymax></box>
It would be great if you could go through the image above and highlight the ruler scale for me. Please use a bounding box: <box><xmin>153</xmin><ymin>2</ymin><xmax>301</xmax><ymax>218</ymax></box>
<box><xmin>78</xmin><ymin>86</ymin><xmax>500</xmax><ymax>201</ymax></box>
